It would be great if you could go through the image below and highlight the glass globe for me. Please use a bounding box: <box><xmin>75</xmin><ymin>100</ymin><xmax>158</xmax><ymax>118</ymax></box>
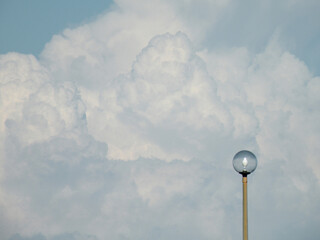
<box><xmin>233</xmin><ymin>150</ymin><xmax>257</xmax><ymax>175</ymax></box>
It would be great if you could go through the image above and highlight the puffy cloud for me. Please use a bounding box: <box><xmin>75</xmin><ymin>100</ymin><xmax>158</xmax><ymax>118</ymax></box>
<box><xmin>1</xmin><ymin>0</ymin><xmax>320</xmax><ymax>240</ymax></box>
<box><xmin>39</xmin><ymin>0</ymin><xmax>188</xmax><ymax>89</ymax></box>
<box><xmin>84</xmin><ymin>32</ymin><xmax>235</xmax><ymax>161</ymax></box>
<box><xmin>0</xmin><ymin>52</ymin><xmax>107</xmax><ymax>239</ymax></box>
<box><xmin>0</xmin><ymin>53</ymin><xmax>89</xmax><ymax>146</ymax></box>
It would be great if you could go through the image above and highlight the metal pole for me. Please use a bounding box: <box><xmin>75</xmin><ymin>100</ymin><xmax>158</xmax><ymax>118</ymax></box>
<box><xmin>243</xmin><ymin>175</ymin><xmax>248</xmax><ymax>240</ymax></box>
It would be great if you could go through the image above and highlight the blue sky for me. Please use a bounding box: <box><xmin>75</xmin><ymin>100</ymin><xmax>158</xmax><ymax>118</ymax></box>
<box><xmin>1</xmin><ymin>1</ymin><xmax>320</xmax><ymax>240</ymax></box>
<box><xmin>0</xmin><ymin>0</ymin><xmax>113</xmax><ymax>55</ymax></box>
<box><xmin>1</xmin><ymin>0</ymin><xmax>319</xmax><ymax>74</ymax></box>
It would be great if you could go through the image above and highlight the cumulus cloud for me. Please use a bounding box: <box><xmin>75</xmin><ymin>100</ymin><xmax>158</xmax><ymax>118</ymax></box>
<box><xmin>82</xmin><ymin>32</ymin><xmax>235</xmax><ymax>161</ymax></box>
<box><xmin>1</xmin><ymin>0</ymin><xmax>320</xmax><ymax>240</ymax></box>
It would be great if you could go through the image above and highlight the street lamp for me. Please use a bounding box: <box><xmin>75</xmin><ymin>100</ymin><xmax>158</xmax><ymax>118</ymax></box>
<box><xmin>233</xmin><ymin>150</ymin><xmax>257</xmax><ymax>240</ymax></box>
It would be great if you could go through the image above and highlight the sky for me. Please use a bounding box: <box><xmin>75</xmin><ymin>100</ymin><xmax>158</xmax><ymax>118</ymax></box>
<box><xmin>0</xmin><ymin>0</ymin><xmax>320</xmax><ymax>240</ymax></box>
<box><xmin>0</xmin><ymin>0</ymin><xmax>113</xmax><ymax>55</ymax></box>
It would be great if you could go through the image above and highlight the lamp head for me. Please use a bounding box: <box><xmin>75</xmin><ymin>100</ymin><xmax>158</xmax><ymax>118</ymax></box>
<box><xmin>233</xmin><ymin>150</ymin><xmax>257</xmax><ymax>176</ymax></box>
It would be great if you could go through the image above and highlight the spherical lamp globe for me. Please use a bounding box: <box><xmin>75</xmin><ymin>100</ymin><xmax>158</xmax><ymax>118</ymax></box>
<box><xmin>233</xmin><ymin>150</ymin><xmax>257</xmax><ymax>175</ymax></box>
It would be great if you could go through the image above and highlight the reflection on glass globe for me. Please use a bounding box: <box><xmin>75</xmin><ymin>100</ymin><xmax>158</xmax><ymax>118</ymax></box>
<box><xmin>233</xmin><ymin>150</ymin><xmax>257</xmax><ymax>175</ymax></box>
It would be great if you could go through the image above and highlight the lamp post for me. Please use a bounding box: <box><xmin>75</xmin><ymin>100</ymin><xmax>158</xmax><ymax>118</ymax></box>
<box><xmin>233</xmin><ymin>150</ymin><xmax>257</xmax><ymax>240</ymax></box>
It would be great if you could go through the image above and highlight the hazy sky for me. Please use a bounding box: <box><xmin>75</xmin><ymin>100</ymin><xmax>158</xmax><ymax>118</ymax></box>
<box><xmin>1</xmin><ymin>1</ymin><xmax>320</xmax><ymax>240</ymax></box>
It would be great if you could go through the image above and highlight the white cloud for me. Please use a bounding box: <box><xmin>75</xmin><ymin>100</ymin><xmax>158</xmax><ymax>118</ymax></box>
<box><xmin>1</xmin><ymin>0</ymin><xmax>320</xmax><ymax>239</ymax></box>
